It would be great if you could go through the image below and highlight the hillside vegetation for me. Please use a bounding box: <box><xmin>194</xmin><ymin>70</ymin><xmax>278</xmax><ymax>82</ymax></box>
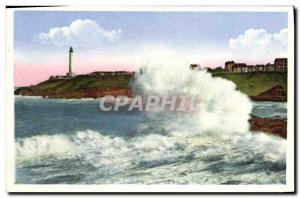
<box><xmin>32</xmin><ymin>75</ymin><xmax>132</xmax><ymax>93</ymax></box>
<box><xmin>212</xmin><ymin>72</ymin><xmax>287</xmax><ymax>97</ymax></box>
<box><xmin>15</xmin><ymin>72</ymin><xmax>287</xmax><ymax>100</ymax></box>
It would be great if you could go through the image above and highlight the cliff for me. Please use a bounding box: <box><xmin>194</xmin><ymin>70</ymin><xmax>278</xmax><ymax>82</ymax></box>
<box><xmin>15</xmin><ymin>75</ymin><xmax>133</xmax><ymax>99</ymax></box>
<box><xmin>250</xmin><ymin>85</ymin><xmax>286</xmax><ymax>102</ymax></box>
<box><xmin>213</xmin><ymin>72</ymin><xmax>287</xmax><ymax>101</ymax></box>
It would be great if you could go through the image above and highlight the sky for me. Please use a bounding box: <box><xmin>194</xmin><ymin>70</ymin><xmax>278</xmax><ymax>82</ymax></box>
<box><xmin>14</xmin><ymin>11</ymin><xmax>288</xmax><ymax>86</ymax></box>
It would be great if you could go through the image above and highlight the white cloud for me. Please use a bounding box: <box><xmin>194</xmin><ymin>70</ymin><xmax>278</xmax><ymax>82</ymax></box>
<box><xmin>37</xmin><ymin>19</ymin><xmax>122</xmax><ymax>47</ymax></box>
<box><xmin>228</xmin><ymin>28</ymin><xmax>288</xmax><ymax>62</ymax></box>
<box><xmin>273</xmin><ymin>28</ymin><xmax>288</xmax><ymax>45</ymax></box>
<box><xmin>30</xmin><ymin>25</ymin><xmax>288</xmax><ymax>69</ymax></box>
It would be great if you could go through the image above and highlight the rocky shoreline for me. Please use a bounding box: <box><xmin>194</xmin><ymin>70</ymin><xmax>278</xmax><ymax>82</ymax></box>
<box><xmin>249</xmin><ymin>116</ymin><xmax>287</xmax><ymax>138</ymax></box>
<box><xmin>15</xmin><ymin>85</ymin><xmax>287</xmax><ymax>139</ymax></box>
<box><xmin>15</xmin><ymin>85</ymin><xmax>287</xmax><ymax>101</ymax></box>
<box><xmin>15</xmin><ymin>87</ymin><xmax>133</xmax><ymax>99</ymax></box>
<box><xmin>250</xmin><ymin>85</ymin><xmax>287</xmax><ymax>102</ymax></box>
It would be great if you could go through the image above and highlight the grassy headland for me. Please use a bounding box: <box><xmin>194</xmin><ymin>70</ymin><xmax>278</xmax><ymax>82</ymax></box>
<box><xmin>15</xmin><ymin>71</ymin><xmax>287</xmax><ymax>100</ymax></box>
<box><xmin>35</xmin><ymin>75</ymin><xmax>131</xmax><ymax>92</ymax></box>
<box><xmin>15</xmin><ymin>75</ymin><xmax>133</xmax><ymax>98</ymax></box>
<box><xmin>212</xmin><ymin>72</ymin><xmax>287</xmax><ymax>97</ymax></box>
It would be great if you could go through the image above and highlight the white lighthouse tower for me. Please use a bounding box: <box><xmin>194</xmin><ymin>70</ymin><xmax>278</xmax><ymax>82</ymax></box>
<box><xmin>67</xmin><ymin>46</ymin><xmax>75</xmax><ymax>77</ymax></box>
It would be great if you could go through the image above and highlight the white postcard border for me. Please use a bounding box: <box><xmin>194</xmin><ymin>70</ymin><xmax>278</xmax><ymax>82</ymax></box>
<box><xmin>5</xmin><ymin>5</ymin><xmax>295</xmax><ymax>193</ymax></box>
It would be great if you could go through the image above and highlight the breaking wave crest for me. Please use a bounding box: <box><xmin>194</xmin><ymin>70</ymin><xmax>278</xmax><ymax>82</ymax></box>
<box><xmin>134</xmin><ymin>62</ymin><xmax>252</xmax><ymax>134</ymax></box>
<box><xmin>16</xmin><ymin>129</ymin><xmax>286</xmax><ymax>167</ymax></box>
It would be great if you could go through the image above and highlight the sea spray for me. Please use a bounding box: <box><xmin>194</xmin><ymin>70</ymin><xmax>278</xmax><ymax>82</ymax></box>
<box><xmin>133</xmin><ymin>62</ymin><xmax>253</xmax><ymax>134</ymax></box>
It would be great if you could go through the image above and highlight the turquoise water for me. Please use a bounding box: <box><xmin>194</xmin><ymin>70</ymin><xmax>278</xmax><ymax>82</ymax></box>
<box><xmin>15</xmin><ymin>96</ymin><xmax>286</xmax><ymax>184</ymax></box>
<box><xmin>252</xmin><ymin>101</ymin><xmax>287</xmax><ymax>119</ymax></box>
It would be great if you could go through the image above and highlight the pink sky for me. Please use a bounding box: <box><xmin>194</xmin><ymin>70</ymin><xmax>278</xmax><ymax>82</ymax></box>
<box><xmin>14</xmin><ymin>56</ymin><xmax>279</xmax><ymax>87</ymax></box>
<box><xmin>14</xmin><ymin>62</ymin><xmax>136</xmax><ymax>87</ymax></box>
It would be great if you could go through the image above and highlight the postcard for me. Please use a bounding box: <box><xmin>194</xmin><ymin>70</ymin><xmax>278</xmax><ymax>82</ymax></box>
<box><xmin>6</xmin><ymin>5</ymin><xmax>295</xmax><ymax>193</ymax></box>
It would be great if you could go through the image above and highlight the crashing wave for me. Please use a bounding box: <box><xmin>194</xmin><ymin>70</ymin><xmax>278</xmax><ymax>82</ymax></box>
<box><xmin>16</xmin><ymin>129</ymin><xmax>286</xmax><ymax>167</ymax></box>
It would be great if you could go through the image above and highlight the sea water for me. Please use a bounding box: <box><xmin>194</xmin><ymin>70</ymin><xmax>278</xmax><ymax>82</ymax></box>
<box><xmin>15</xmin><ymin>96</ymin><xmax>286</xmax><ymax>184</ymax></box>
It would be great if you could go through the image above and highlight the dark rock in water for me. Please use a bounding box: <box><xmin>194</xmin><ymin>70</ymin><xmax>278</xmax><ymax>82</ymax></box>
<box><xmin>250</xmin><ymin>85</ymin><xmax>287</xmax><ymax>102</ymax></box>
<box><xmin>249</xmin><ymin>115</ymin><xmax>287</xmax><ymax>139</ymax></box>
<box><xmin>220</xmin><ymin>180</ymin><xmax>241</xmax><ymax>185</ymax></box>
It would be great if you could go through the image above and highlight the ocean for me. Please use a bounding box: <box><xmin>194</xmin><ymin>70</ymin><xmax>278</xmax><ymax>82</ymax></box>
<box><xmin>15</xmin><ymin>96</ymin><xmax>286</xmax><ymax>184</ymax></box>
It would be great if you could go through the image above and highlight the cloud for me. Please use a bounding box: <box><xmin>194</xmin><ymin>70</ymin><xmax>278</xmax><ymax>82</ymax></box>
<box><xmin>37</xmin><ymin>19</ymin><xmax>122</xmax><ymax>47</ymax></box>
<box><xmin>273</xmin><ymin>28</ymin><xmax>288</xmax><ymax>45</ymax></box>
<box><xmin>30</xmin><ymin>26</ymin><xmax>288</xmax><ymax>70</ymax></box>
<box><xmin>228</xmin><ymin>28</ymin><xmax>288</xmax><ymax>62</ymax></box>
